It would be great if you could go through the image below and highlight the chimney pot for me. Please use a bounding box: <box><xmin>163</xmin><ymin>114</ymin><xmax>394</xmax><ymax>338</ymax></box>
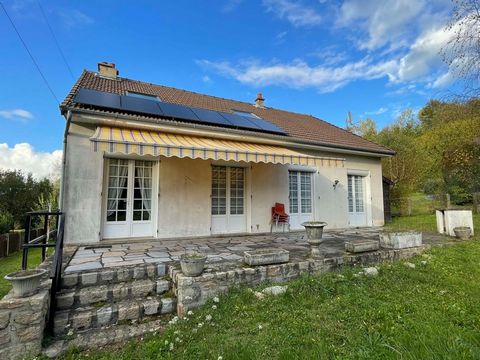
<box><xmin>98</xmin><ymin>62</ymin><xmax>118</xmax><ymax>79</ymax></box>
<box><xmin>255</xmin><ymin>92</ymin><xmax>265</xmax><ymax>108</ymax></box>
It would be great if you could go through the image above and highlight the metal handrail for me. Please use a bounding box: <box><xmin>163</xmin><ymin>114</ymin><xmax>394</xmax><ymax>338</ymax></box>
<box><xmin>20</xmin><ymin>210</ymin><xmax>65</xmax><ymax>334</ymax></box>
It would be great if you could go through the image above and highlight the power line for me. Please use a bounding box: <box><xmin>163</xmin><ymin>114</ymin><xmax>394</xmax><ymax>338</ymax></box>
<box><xmin>36</xmin><ymin>0</ymin><xmax>74</xmax><ymax>80</ymax></box>
<box><xmin>0</xmin><ymin>1</ymin><xmax>59</xmax><ymax>104</ymax></box>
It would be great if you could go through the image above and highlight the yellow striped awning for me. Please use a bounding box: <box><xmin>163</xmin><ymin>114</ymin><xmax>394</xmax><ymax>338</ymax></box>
<box><xmin>90</xmin><ymin>126</ymin><xmax>344</xmax><ymax>167</ymax></box>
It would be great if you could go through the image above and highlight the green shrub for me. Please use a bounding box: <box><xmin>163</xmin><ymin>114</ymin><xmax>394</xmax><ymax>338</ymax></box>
<box><xmin>0</xmin><ymin>212</ymin><xmax>14</xmax><ymax>234</ymax></box>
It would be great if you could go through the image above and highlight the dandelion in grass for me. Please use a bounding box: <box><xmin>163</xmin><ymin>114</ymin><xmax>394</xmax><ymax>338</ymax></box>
<box><xmin>213</xmin><ymin>296</ymin><xmax>220</xmax><ymax>303</ymax></box>
<box><xmin>258</xmin><ymin>324</ymin><xmax>263</xmax><ymax>330</ymax></box>
<box><xmin>187</xmin><ymin>310</ymin><xmax>194</xmax><ymax>316</ymax></box>
<box><xmin>218</xmin><ymin>357</ymin><xmax>223</xmax><ymax>360</ymax></box>
<box><xmin>206</xmin><ymin>314</ymin><xmax>212</xmax><ymax>321</ymax></box>
<box><xmin>212</xmin><ymin>304</ymin><xmax>217</xmax><ymax>310</ymax></box>
<box><xmin>198</xmin><ymin>322</ymin><xmax>204</xmax><ymax>328</ymax></box>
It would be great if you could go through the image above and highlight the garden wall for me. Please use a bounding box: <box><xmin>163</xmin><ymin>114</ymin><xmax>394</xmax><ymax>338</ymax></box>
<box><xmin>0</xmin><ymin>229</ymin><xmax>46</xmax><ymax>259</ymax></box>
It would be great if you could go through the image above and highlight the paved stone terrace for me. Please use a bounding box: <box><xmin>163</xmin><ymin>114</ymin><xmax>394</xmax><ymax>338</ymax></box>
<box><xmin>64</xmin><ymin>228</ymin><xmax>451</xmax><ymax>273</ymax></box>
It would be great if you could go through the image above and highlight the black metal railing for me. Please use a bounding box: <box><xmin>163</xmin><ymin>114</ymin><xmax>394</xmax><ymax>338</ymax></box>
<box><xmin>21</xmin><ymin>210</ymin><xmax>65</xmax><ymax>333</ymax></box>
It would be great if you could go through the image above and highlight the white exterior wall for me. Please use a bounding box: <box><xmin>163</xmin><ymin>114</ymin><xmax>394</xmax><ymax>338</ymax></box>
<box><xmin>62</xmin><ymin>120</ymin><xmax>385</xmax><ymax>244</ymax></box>
<box><xmin>63</xmin><ymin>123</ymin><xmax>104</xmax><ymax>245</ymax></box>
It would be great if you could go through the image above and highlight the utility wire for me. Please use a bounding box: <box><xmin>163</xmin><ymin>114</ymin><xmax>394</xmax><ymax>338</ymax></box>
<box><xmin>0</xmin><ymin>1</ymin><xmax>59</xmax><ymax>104</ymax></box>
<box><xmin>36</xmin><ymin>0</ymin><xmax>74</xmax><ymax>80</ymax></box>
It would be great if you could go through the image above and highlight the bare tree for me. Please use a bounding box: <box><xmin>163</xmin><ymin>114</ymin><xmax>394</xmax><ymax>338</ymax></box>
<box><xmin>442</xmin><ymin>0</ymin><xmax>480</xmax><ymax>98</ymax></box>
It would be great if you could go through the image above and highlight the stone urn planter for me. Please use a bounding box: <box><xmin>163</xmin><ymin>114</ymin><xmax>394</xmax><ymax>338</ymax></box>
<box><xmin>4</xmin><ymin>269</ymin><xmax>46</xmax><ymax>298</ymax></box>
<box><xmin>180</xmin><ymin>253</ymin><xmax>207</xmax><ymax>277</ymax></box>
<box><xmin>453</xmin><ymin>226</ymin><xmax>472</xmax><ymax>240</ymax></box>
<box><xmin>302</xmin><ymin>221</ymin><xmax>327</xmax><ymax>258</ymax></box>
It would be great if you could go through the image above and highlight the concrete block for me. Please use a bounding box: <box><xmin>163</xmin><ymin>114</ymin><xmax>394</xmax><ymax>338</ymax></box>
<box><xmin>379</xmin><ymin>232</ymin><xmax>422</xmax><ymax>249</ymax></box>
<box><xmin>345</xmin><ymin>239</ymin><xmax>379</xmax><ymax>253</ymax></box>
<box><xmin>157</xmin><ymin>264</ymin><xmax>167</xmax><ymax>277</ymax></box>
<box><xmin>56</xmin><ymin>292</ymin><xmax>75</xmax><ymax>309</ymax></box>
<box><xmin>62</xmin><ymin>274</ymin><xmax>78</xmax><ymax>288</ymax></box>
<box><xmin>133</xmin><ymin>267</ymin><xmax>146</xmax><ymax>279</ymax></box>
<box><xmin>130</xmin><ymin>280</ymin><xmax>155</xmax><ymax>297</ymax></box>
<box><xmin>100</xmin><ymin>270</ymin><xmax>114</xmax><ymax>282</ymax></box>
<box><xmin>436</xmin><ymin>209</ymin><xmax>474</xmax><ymax>237</ymax></box>
<box><xmin>78</xmin><ymin>285</ymin><xmax>108</xmax><ymax>305</ymax></box>
<box><xmin>243</xmin><ymin>248</ymin><xmax>289</xmax><ymax>266</ymax></box>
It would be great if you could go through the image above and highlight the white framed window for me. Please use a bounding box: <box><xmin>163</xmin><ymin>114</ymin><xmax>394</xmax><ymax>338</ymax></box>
<box><xmin>289</xmin><ymin>171</ymin><xmax>312</xmax><ymax>214</ymax></box>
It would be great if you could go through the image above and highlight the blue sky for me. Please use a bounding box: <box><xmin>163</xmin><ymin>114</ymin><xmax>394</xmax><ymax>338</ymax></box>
<box><xmin>0</xmin><ymin>0</ymin><xmax>459</xmax><ymax>178</ymax></box>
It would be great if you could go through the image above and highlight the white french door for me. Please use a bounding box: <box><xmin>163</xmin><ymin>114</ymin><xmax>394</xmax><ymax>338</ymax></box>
<box><xmin>288</xmin><ymin>171</ymin><xmax>313</xmax><ymax>230</ymax></box>
<box><xmin>103</xmin><ymin>159</ymin><xmax>156</xmax><ymax>239</ymax></box>
<box><xmin>347</xmin><ymin>174</ymin><xmax>367</xmax><ymax>227</ymax></box>
<box><xmin>211</xmin><ymin>166</ymin><xmax>246</xmax><ymax>234</ymax></box>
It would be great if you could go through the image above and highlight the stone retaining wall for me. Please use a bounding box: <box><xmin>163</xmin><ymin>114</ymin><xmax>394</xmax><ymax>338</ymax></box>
<box><xmin>0</xmin><ymin>260</ymin><xmax>51</xmax><ymax>360</ymax></box>
<box><xmin>173</xmin><ymin>245</ymin><xmax>429</xmax><ymax>317</ymax></box>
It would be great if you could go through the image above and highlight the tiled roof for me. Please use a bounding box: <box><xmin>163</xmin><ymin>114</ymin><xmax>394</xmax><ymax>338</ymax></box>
<box><xmin>61</xmin><ymin>70</ymin><xmax>394</xmax><ymax>155</ymax></box>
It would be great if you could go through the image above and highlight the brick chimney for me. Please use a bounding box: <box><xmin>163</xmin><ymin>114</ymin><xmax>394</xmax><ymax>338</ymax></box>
<box><xmin>255</xmin><ymin>92</ymin><xmax>265</xmax><ymax>108</ymax></box>
<box><xmin>97</xmin><ymin>62</ymin><xmax>118</xmax><ymax>79</ymax></box>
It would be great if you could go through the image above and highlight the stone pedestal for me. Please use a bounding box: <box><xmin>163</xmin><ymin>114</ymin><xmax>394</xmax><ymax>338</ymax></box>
<box><xmin>379</xmin><ymin>232</ymin><xmax>422</xmax><ymax>249</ymax></box>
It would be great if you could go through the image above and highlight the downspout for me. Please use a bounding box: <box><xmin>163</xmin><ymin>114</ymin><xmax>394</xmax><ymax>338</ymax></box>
<box><xmin>59</xmin><ymin>110</ymin><xmax>72</xmax><ymax>213</ymax></box>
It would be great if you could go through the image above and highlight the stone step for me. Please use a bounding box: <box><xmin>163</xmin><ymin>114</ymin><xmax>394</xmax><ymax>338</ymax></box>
<box><xmin>61</xmin><ymin>262</ymin><xmax>169</xmax><ymax>290</ymax></box>
<box><xmin>56</xmin><ymin>278</ymin><xmax>172</xmax><ymax>310</ymax></box>
<box><xmin>53</xmin><ymin>295</ymin><xmax>176</xmax><ymax>336</ymax></box>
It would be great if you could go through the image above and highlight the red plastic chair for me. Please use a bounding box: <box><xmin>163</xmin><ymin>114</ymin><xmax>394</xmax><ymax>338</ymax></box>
<box><xmin>271</xmin><ymin>203</ymin><xmax>290</xmax><ymax>232</ymax></box>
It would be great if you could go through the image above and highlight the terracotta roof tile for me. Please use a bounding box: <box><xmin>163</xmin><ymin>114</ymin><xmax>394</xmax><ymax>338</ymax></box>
<box><xmin>61</xmin><ymin>70</ymin><xmax>394</xmax><ymax>155</ymax></box>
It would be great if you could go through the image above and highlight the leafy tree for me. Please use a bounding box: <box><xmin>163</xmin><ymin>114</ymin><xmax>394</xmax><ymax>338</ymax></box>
<box><xmin>0</xmin><ymin>170</ymin><xmax>54</xmax><ymax>229</ymax></box>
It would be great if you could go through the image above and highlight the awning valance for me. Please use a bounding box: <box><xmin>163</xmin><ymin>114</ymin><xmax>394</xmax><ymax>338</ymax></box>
<box><xmin>90</xmin><ymin>127</ymin><xmax>344</xmax><ymax>167</ymax></box>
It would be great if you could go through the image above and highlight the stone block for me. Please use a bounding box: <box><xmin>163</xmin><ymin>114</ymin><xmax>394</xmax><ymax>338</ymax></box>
<box><xmin>56</xmin><ymin>292</ymin><xmax>75</xmax><ymax>309</ymax></box>
<box><xmin>156</xmin><ymin>280</ymin><xmax>170</xmax><ymax>294</ymax></box>
<box><xmin>145</xmin><ymin>264</ymin><xmax>156</xmax><ymax>277</ymax></box>
<box><xmin>81</xmin><ymin>272</ymin><xmax>98</xmax><ymax>286</ymax></box>
<box><xmin>53</xmin><ymin>313</ymin><xmax>69</xmax><ymax>335</ymax></box>
<box><xmin>117</xmin><ymin>268</ymin><xmax>132</xmax><ymax>282</ymax></box>
<box><xmin>0</xmin><ymin>329</ymin><xmax>10</xmax><ymax>346</ymax></box>
<box><xmin>133</xmin><ymin>267</ymin><xmax>146</xmax><ymax>279</ymax></box>
<box><xmin>71</xmin><ymin>312</ymin><xmax>92</xmax><ymax>331</ymax></box>
<box><xmin>96</xmin><ymin>306</ymin><xmax>113</xmax><ymax>326</ymax></box>
<box><xmin>0</xmin><ymin>311</ymin><xmax>10</xmax><ymax>330</ymax></box>
<box><xmin>17</xmin><ymin>325</ymin><xmax>42</xmax><ymax>342</ymax></box>
<box><xmin>143</xmin><ymin>299</ymin><xmax>160</xmax><ymax>316</ymax></box>
<box><xmin>345</xmin><ymin>239</ymin><xmax>380</xmax><ymax>253</ymax></box>
<box><xmin>62</xmin><ymin>274</ymin><xmax>78</xmax><ymax>288</ymax></box>
<box><xmin>244</xmin><ymin>248</ymin><xmax>289</xmax><ymax>266</ymax></box>
<box><xmin>100</xmin><ymin>270</ymin><xmax>114</xmax><ymax>282</ymax></box>
<box><xmin>13</xmin><ymin>310</ymin><xmax>43</xmax><ymax>325</ymax></box>
<box><xmin>160</xmin><ymin>298</ymin><xmax>175</xmax><ymax>314</ymax></box>
<box><xmin>112</xmin><ymin>284</ymin><xmax>129</xmax><ymax>299</ymax></box>
<box><xmin>157</xmin><ymin>264</ymin><xmax>167</xmax><ymax>277</ymax></box>
<box><xmin>78</xmin><ymin>285</ymin><xmax>108</xmax><ymax>305</ymax></box>
<box><xmin>117</xmin><ymin>303</ymin><xmax>139</xmax><ymax>321</ymax></box>
<box><xmin>379</xmin><ymin>232</ymin><xmax>422</xmax><ymax>249</ymax></box>
<box><xmin>130</xmin><ymin>280</ymin><xmax>155</xmax><ymax>297</ymax></box>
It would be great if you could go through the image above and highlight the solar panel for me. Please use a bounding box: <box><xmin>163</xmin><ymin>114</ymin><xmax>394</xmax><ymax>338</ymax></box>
<box><xmin>74</xmin><ymin>88</ymin><xmax>122</xmax><ymax>110</ymax></box>
<box><xmin>190</xmin><ymin>107</ymin><xmax>232</xmax><ymax>126</ymax></box>
<box><xmin>120</xmin><ymin>95</ymin><xmax>164</xmax><ymax>116</ymax></box>
<box><xmin>219</xmin><ymin>112</ymin><xmax>263</xmax><ymax>131</ymax></box>
<box><xmin>247</xmin><ymin>117</ymin><xmax>286</xmax><ymax>134</ymax></box>
<box><xmin>74</xmin><ymin>89</ymin><xmax>286</xmax><ymax>135</ymax></box>
<box><xmin>158</xmin><ymin>102</ymin><xmax>200</xmax><ymax>122</ymax></box>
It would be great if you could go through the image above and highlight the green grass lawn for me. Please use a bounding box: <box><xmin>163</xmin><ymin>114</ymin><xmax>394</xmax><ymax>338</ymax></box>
<box><xmin>0</xmin><ymin>248</ymin><xmax>44</xmax><ymax>298</ymax></box>
<box><xmin>56</xmin><ymin>214</ymin><xmax>480</xmax><ymax>360</ymax></box>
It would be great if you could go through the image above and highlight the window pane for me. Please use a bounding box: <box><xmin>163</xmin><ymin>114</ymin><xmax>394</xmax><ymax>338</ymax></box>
<box><xmin>133</xmin><ymin>211</ymin><xmax>142</xmax><ymax>221</ymax></box>
<box><xmin>230</xmin><ymin>167</ymin><xmax>244</xmax><ymax>215</ymax></box>
<box><xmin>117</xmin><ymin>211</ymin><xmax>126</xmax><ymax>221</ymax></box>
<box><xmin>300</xmin><ymin>172</ymin><xmax>312</xmax><ymax>213</ymax></box>
<box><xmin>143</xmin><ymin>211</ymin><xmax>150</xmax><ymax>221</ymax></box>
<box><xmin>211</xmin><ymin>166</ymin><xmax>227</xmax><ymax>215</ymax></box>
<box><xmin>289</xmin><ymin>172</ymin><xmax>298</xmax><ymax>214</ymax></box>
<box><xmin>348</xmin><ymin>175</ymin><xmax>354</xmax><ymax>212</ymax></box>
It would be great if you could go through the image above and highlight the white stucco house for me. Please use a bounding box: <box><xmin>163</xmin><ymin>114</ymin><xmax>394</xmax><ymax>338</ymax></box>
<box><xmin>59</xmin><ymin>62</ymin><xmax>394</xmax><ymax>245</ymax></box>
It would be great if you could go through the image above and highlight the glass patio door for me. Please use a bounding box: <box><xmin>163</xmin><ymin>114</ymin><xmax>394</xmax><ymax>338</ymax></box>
<box><xmin>347</xmin><ymin>174</ymin><xmax>367</xmax><ymax>227</ymax></box>
<box><xmin>211</xmin><ymin>166</ymin><xmax>246</xmax><ymax>234</ymax></box>
<box><xmin>103</xmin><ymin>159</ymin><xmax>155</xmax><ymax>239</ymax></box>
<box><xmin>288</xmin><ymin>171</ymin><xmax>313</xmax><ymax>229</ymax></box>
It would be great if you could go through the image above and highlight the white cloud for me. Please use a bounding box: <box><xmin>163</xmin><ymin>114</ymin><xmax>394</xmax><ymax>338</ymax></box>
<box><xmin>0</xmin><ymin>143</ymin><xmax>62</xmax><ymax>180</ymax></box>
<box><xmin>337</xmin><ymin>0</ymin><xmax>449</xmax><ymax>51</ymax></box>
<box><xmin>59</xmin><ymin>9</ymin><xmax>94</xmax><ymax>29</ymax></box>
<box><xmin>201</xmin><ymin>75</ymin><xmax>212</xmax><ymax>84</ymax></box>
<box><xmin>223</xmin><ymin>0</ymin><xmax>244</xmax><ymax>12</ymax></box>
<box><xmin>365</xmin><ymin>107</ymin><xmax>388</xmax><ymax>116</ymax></box>
<box><xmin>262</xmin><ymin>0</ymin><xmax>322</xmax><ymax>27</ymax></box>
<box><xmin>0</xmin><ymin>109</ymin><xmax>33</xmax><ymax>121</ymax></box>
<box><xmin>198</xmin><ymin>57</ymin><xmax>396</xmax><ymax>93</ymax></box>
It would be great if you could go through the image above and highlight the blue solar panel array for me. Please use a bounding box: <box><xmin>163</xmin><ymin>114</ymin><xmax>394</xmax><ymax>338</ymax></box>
<box><xmin>74</xmin><ymin>88</ymin><xmax>286</xmax><ymax>135</ymax></box>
